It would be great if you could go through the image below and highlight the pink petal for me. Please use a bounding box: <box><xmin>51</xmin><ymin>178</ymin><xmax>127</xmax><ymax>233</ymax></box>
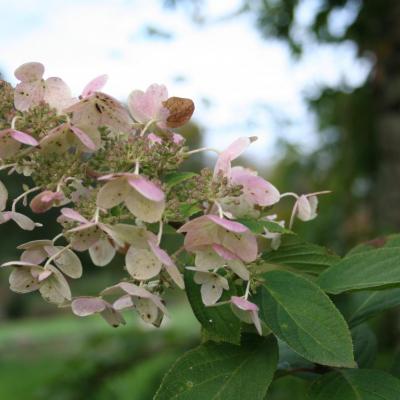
<box><xmin>81</xmin><ymin>74</ymin><xmax>108</xmax><ymax>98</ymax></box>
<box><xmin>61</xmin><ymin>208</ymin><xmax>89</xmax><ymax>223</ymax></box>
<box><xmin>30</xmin><ymin>191</ymin><xmax>62</xmax><ymax>214</ymax></box>
<box><xmin>178</xmin><ymin>215</ymin><xmax>214</xmax><ymax>233</ymax></box>
<box><xmin>219</xmin><ymin>230</ymin><xmax>258</xmax><ymax>263</ymax></box>
<box><xmin>127</xmin><ymin>84</ymin><xmax>168</xmax><ymax>123</ymax></box>
<box><xmin>147</xmin><ymin>236</ymin><xmax>173</xmax><ymax>267</ymax></box>
<box><xmin>231</xmin><ymin>167</ymin><xmax>280</xmax><ymax>207</ymax></box>
<box><xmin>211</xmin><ymin>244</ymin><xmax>238</xmax><ymax>260</ymax></box>
<box><xmin>214</xmin><ymin>137</ymin><xmax>253</xmax><ymax>177</ymax></box>
<box><xmin>9</xmin><ymin>130</ymin><xmax>38</xmax><ymax>146</ymax></box>
<box><xmin>14</xmin><ymin>62</ymin><xmax>44</xmax><ymax>82</ymax></box>
<box><xmin>207</xmin><ymin>215</ymin><xmax>248</xmax><ymax>233</ymax></box>
<box><xmin>43</xmin><ymin>77</ymin><xmax>73</xmax><ymax>112</ymax></box>
<box><xmin>70</xmin><ymin>125</ymin><xmax>96</xmax><ymax>151</ymax></box>
<box><xmin>250</xmin><ymin>310</ymin><xmax>262</xmax><ymax>335</ymax></box>
<box><xmin>147</xmin><ymin>133</ymin><xmax>163</xmax><ymax>144</ymax></box>
<box><xmin>71</xmin><ymin>297</ymin><xmax>106</xmax><ymax>316</ymax></box>
<box><xmin>231</xmin><ymin>296</ymin><xmax>259</xmax><ymax>312</ymax></box>
<box><xmin>38</xmin><ymin>269</ymin><xmax>53</xmax><ymax>282</ymax></box>
<box><xmin>14</xmin><ymin>81</ymin><xmax>45</xmax><ymax>111</ymax></box>
<box><xmin>172</xmin><ymin>133</ymin><xmax>184</xmax><ymax>144</ymax></box>
<box><xmin>127</xmin><ymin>176</ymin><xmax>165</xmax><ymax>202</ymax></box>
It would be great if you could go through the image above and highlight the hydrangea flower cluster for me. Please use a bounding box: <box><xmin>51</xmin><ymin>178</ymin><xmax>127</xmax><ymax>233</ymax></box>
<box><xmin>0</xmin><ymin>62</ymin><xmax>328</xmax><ymax>332</ymax></box>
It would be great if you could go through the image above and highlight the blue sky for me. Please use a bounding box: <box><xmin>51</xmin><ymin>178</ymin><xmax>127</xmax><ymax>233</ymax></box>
<box><xmin>0</xmin><ymin>0</ymin><xmax>370</xmax><ymax>163</ymax></box>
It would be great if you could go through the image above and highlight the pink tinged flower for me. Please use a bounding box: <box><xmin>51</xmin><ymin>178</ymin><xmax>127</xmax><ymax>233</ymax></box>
<box><xmin>65</xmin><ymin>92</ymin><xmax>132</xmax><ymax>150</ymax></box>
<box><xmin>230</xmin><ymin>167</ymin><xmax>280</xmax><ymax>207</ymax></box>
<box><xmin>0</xmin><ymin>211</ymin><xmax>38</xmax><ymax>230</ymax></box>
<box><xmin>263</xmin><ymin>215</ymin><xmax>285</xmax><ymax>250</ymax></box>
<box><xmin>194</xmin><ymin>246</ymin><xmax>250</xmax><ymax>280</ymax></box>
<box><xmin>96</xmin><ymin>174</ymin><xmax>165</xmax><ymax>223</ymax></box>
<box><xmin>0</xmin><ymin>180</ymin><xmax>8</xmax><ymax>222</ymax></box>
<box><xmin>102</xmin><ymin>282</ymin><xmax>168</xmax><ymax>326</ymax></box>
<box><xmin>30</xmin><ymin>190</ymin><xmax>64</xmax><ymax>214</ymax></box>
<box><xmin>18</xmin><ymin>239</ymin><xmax>53</xmax><ymax>264</ymax></box>
<box><xmin>178</xmin><ymin>215</ymin><xmax>258</xmax><ymax>263</ymax></box>
<box><xmin>147</xmin><ymin>133</ymin><xmax>163</xmax><ymax>145</ymax></box>
<box><xmin>125</xmin><ymin>233</ymin><xmax>184</xmax><ymax>289</ymax></box>
<box><xmin>43</xmin><ymin>245</ymin><xmax>83</xmax><ymax>278</ymax></box>
<box><xmin>14</xmin><ymin>62</ymin><xmax>73</xmax><ymax>112</ymax></box>
<box><xmin>128</xmin><ymin>84</ymin><xmax>169</xmax><ymax>128</ymax></box>
<box><xmin>147</xmin><ymin>234</ymin><xmax>184</xmax><ymax>289</ymax></box>
<box><xmin>125</xmin><ymin>246</ymin><xmax>162</xmax><ymax>280</ymax></box>
<box><xmin>62</xmin><ymin>208</ymin><xmax>116</xmax><ymax>266</ymax></box>
<box><xmin>40</xmin><ymin>123</ymin><xmax>96</xmax><ymax>153</ymax></box>
<box><xmin>71</xmin><ymin>297</ymin><xmax>125</xmax><ymax>327</ymax></box>
<box><xmin>213</xmin><ymin>137</ymin><xmax>256</xmax><ymax>178</ymax></box>
<box><xmin>1</xmin><ymin>261</ymin><xmax>71</xmax><ymax>304</ymax></box>
<box><xmin>81</xmin><ymin>74</ymin><xmax>108</xmax><ymax>99</ymax></box>
<box><xmin>0</xmin><ymin>129</ymin><xmax>38</xmax><ymax>159</ymax></box>
<box><xmin>296</xmin><ymin>195</ymin><xmax>318</xmax><ymax>221</ymax></box>
<box><xmin>230</xmin><ymin>296</ymin><xmax>262</xmax><ymax>335</ymax></box>
<box><xmin>172</xmin><ymin>133</ymin><xmax>184</xmax><ymax>144</ymax></box>
<box><xmin>193</xmin><ymin>270</ymin><xmax>229</xmax><ymax>306</ymax></box>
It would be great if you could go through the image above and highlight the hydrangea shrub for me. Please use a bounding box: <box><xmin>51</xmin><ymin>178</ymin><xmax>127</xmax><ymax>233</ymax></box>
<box><xmin>1</xmin><ymin>62</ymin><xmax>400</xmax><ymax>399</ymax></box>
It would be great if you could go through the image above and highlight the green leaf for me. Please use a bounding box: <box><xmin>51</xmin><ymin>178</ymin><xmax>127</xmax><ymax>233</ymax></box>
<box><xmin>164</xmin><ymin>172</ymin><xmax>198</xmax><ymax>188</ymax></box>
<box><xmin>347</xmin><ymin>234</ymin><xmax>400</xmax><ymax>256</ymax></box>
<box><xmin>184</xmin><ymin>270</ymin><xmax>241</xmax><ymax>345</ymax></box>
<box><xmin>154</xmin><ymin>335</ymin><xmax>278</xmax><ymax>400</ymax></box>
<box><xmin>179</xmin><ymin>203</ymin><xmax>202</xmax><ymax>218</ymax></box>
<box><xmin>352</xmin><ymin>324</ymin><xmax>377</xmax><ymax>368</ymax></box>
<box><xmin>318</xmin><ymin>248</ymin><xmax>400</xmax><ymax>294</ymax></box>
<box><xmin>262</xmin><ymin>235</ymin><xmax>339</xmax><ymax>274</ymax></box>
<box><xmin>334</xmin><ymin>287</ymin><xmax>400</xmax><ymax>327</ymax></box>
<box><xmin>237</xmin><ymin>218</ymin><xmax>291</xmax><ymax>235</ymax></box>
<box><xmin>157</xmin><ymin>224</ymin><xmax>184</xmax><ymax>253</ymax></box>
<box><xmin>256</xmin><ymin>270</ymin><xmax>355</xmax><ymax>367</ymax></box>
<box><xmin>308</xmin><ymin>369</ymin><xmax>400</xmax><ymax>400</ymax></box>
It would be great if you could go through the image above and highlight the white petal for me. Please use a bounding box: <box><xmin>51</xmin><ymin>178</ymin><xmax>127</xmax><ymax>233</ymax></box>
<box><xmin>89</xmin><ymin>237</ymin><xmax>116</xmax><ymax>267</ymax></box>
<box><xmin>227</xmin><ymin>259</ymin><xmax>250</xmax><ymax>281</ymax></box>
<box><xmin>21</xmin><ymin>248</ymin><xmax>48</xmax><ymax>264</ymax></box>
<box><xmin>106</xmin><ymin>223</ymin><xmax>148</xmax><ymax>248</ymax></box>
<box><xmin>125</xmin><ymin>247</ymin><xmax>162</xmax><ymax>280</ymax></box>
<box><xmin>14</xmin><ymin>81</ymin><xmax>44</xmax><ymax>111</ymax></box>
<box><xmin>9</xmin><ymin>267</ymin><xmax>40</xmax><ymax>293</ymax></box>
<box><xmin>100</xmin><ymin>306</ymin><xmax>126</xmax><ymax>327</ymax></box>
<box><xmin>43</xmin><ymin>77</ymin><xmax>73</xmax><ymax>113</ymax></box>
<box><xmin>296</xmin><ymin>195</ymin><xmax>318</xmax><ymax>221</ymax></box>
<box><xmin>113</xmin><ymin>294</ymin><xmax>134</xmax><ymax>311</ymax></box>
<box><xmin>71</xmin><ymin>297</ymin><xmax>106</xmax><ymax>316</ymax></box>
<box><xmin>195</xmin><ymin>249</ymin><xmax>224</xmax><ymax>270</ymax></box>
<box><xmin>70</xmin><ymin>225</ymin><xmax>102</xmax><ymax>251</ymax></box>
<box><xmin>96</xmin><ymin>178</ymin><xmax>128</xmax><ymax>209</ymax></box>
<box><xmin>133</xmin><ymin>297</ymin><xmax>159</xmax><ymax>324</ymax></box>
<box><xmin>0</xmin><ymin>180</ymin><xmax>7</xmax><ymax>211</ymax></box>
<box><xmin>201</xmin><ymin>280</ymin><xmax>223</xmax><ymax>306</ymax></box>
<box><xmin>14</xmin><ymin>62</ymin><xmax>44</xmax><ymax>82</ymax></box>
<box><xmin>46</xmin><ymin>246</ymin><xmax>83</xmax><ymax>278</ymax></box>
<box><xmin>125</xmin><ymin>188</ymin><xmax>165</xmax><ymax>223</ymax></box>
<box><xmin>11</xmin><ymin>212</ymin><xmax>36</xmax><ymax>230</ymax></box>
<box><xmin>193</xmin><ymin>271</ymin><xmax>212</xmax><ymax>284</ymax></box>
<box><xmin>39</xmin><ymin>265</ymin><xmax>71</xmax><ymax>303</ymax></box>
<box><xmin>163</xmin><ymin>262</ymin><xmax>184</xmax><ymax>289</ymax></box>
